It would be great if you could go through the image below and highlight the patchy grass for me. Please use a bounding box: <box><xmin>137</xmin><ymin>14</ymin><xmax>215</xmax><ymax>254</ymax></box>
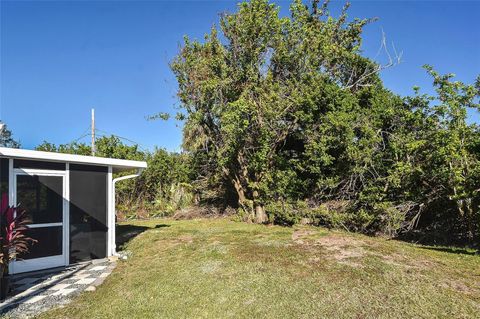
<box><xmin>39</xmin><ymin>218</ymin><xmax>480</xmax><ymax>318</ymax></box>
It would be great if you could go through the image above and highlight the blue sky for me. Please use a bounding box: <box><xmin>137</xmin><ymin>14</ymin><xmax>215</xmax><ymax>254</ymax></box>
<box><xmin>1</xmin><ymin>0</ymin><xmax>479</xmax><ymax>152</ymax></box>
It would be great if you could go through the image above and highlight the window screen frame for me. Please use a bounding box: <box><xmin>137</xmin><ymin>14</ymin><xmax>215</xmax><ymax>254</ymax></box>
<box><xmin>10</xmin><ymin>166</ymin><xmax>70</xmax><ymax>274</ymax></box>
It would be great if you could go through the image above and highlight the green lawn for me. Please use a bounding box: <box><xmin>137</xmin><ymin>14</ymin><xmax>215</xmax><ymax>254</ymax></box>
<box><xmin>40</xmin><ymin>218</ymin><xmax>479</xmax><ymax>318</ymax></box>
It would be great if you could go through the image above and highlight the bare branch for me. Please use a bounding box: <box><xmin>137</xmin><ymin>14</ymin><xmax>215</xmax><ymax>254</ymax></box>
<box><xmin>345</xmin><ymin>29</ymin><xmax>402</xmax><ymax>90</ymax></box>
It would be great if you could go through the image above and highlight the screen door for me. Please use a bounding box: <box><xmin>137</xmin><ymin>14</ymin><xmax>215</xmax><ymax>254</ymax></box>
<box><xmin>10</xmin><ymin>169</ymin><xmax>68</xmax><ymax>274</ymax></box>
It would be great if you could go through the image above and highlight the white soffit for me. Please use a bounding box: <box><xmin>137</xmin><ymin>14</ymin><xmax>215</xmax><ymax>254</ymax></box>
<box><xmin>0</xmin><ymin>147</ymin><xmax>147</xmax><ymax>170</ymax></box>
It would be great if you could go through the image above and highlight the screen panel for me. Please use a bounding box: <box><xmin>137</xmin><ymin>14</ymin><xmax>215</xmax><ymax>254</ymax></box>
<box><xmin>17</xmin><ymin>226</ymin><xmax>63</xmax><ymax>260</ymax></box>
<box><xmin>16</xmin><ymin>175</ymin><xmax>63</xmax><ymax>224</ymax></box>
<box><xmin>14</xmin><ymin>173</ymin><xmax>65</xmax><ymax>262</ymax></box>
<box><xmin>14</xmin><ymin>159</ymin><xmax>66</xmax><ymax>171</ymax></box>
<box><xmin>69</xmin><ymin>164</ymin><xmax>108</xmax><ymax>263</ymax></box>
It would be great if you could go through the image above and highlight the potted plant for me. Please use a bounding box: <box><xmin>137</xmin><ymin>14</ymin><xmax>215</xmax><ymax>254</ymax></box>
<box><xmin>0</xmin><ymin>194</ymin><xmax>36</xmax><ymax>300</ymax></box>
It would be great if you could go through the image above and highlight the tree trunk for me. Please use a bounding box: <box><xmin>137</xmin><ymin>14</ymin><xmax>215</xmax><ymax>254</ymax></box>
<box><xmin>232</xmin><ymin>176</ymin><xmax>246</xmax><ymax>204</ymax></box>
<box><xmin>253</xmin><ymin>189</ymin><xmax>268</xmax><ymax>223</ymax></box>
<box><xmin>223</xmin><ymin>167</ymin><xmax>247</xmax><ymax>207</ymax></box>
<box><xmin>254</xmin><ymin>203</ymin><xmax>268</xmax><ymax>224</ymax></box>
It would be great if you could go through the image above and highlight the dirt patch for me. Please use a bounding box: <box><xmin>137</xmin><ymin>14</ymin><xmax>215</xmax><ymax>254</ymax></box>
<box><xmin>331</xmin><ymin>246</ymin><xmax>365</xmax><ymax>260</ymax></box>
<box><xmin>173</xmin><ymin>206</ymin><xmax>230</xmax><ymax>220</ymax></box>
<box><xmin>294</xmin><ymin>232</ymin><xmax>366</xmax><ymax>267</ymax></box>
<box><xmin>316</xmin><ymin>236</ymin><xmax>366</xmax><ymax>267</ymax></box>
<box><xmin>314</xmin><ymin>235</ymin><xmax>359</xmax><ymax>248</ymax></box>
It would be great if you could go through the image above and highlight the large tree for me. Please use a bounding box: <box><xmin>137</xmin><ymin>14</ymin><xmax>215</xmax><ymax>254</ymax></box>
<box><xmin>172</xmin><ymin>0</ymin><xmax>383</xmax><ymax>222</ymax></box>
<box><xmin>171</xmin><ymin>0</ymin><xmax>479</xmax><ymax>242</ymax></box>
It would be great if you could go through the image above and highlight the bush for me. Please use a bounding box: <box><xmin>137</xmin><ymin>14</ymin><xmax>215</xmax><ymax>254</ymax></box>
<box><xmin>150</xmin><ymin>182</ymin><xmax>194</xmax><ymax>217</ymax></box>
<box><xmin>266</xmin><ymin>201</ymin><xmax>305</xmax><ymax>226</ymax></box>
<box><xmin>264</xmin><ymin>199</ymin><xmax>412</xmax><ymax>237</ymax></box>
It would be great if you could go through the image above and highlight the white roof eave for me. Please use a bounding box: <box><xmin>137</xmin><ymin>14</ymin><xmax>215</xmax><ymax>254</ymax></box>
<box><xmin>0</xmin><ymin>147</ymin><xmax>147</xmax><ymax>170</ymax></box>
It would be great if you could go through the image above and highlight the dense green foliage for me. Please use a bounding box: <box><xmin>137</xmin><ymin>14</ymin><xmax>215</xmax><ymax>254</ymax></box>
<box><xmin>36</xmin><ymin>136</ymin><xmax>193</xmax><ymax>219</ymax></box>
<box><xmin>128</xmin><ymin>149</ymin><xmax>193</xmax><ymax>218</ymax></box>
<box><xmin>170</xmin><ymin>0</ymin><xmax>480</xmax><ymax>244</ymax></box>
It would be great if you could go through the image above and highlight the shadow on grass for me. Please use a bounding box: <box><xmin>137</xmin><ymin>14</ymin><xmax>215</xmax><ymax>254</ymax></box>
<box><xmin>116</xmin><ymin>223</ymin><xmax>170</xmax><ymax>249</ymax></box>
<box><xmin>417</xmin><ymin>246</ymin><xmax>478</xmax><ymax>256</ymax></box>
<box><xmin>395</xmin><ymin>229</ymin><xmax>479</xmax><ymax>254</ymax></box>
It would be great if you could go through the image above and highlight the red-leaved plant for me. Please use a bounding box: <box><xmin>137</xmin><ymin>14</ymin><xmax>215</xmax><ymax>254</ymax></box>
<box><xmin>0</xmin><ymin>193</ymin><xmax>36</xmax><ymax>278</ymax></box>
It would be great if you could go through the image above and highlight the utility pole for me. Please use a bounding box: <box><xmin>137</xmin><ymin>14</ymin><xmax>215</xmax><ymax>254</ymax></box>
<box><xmin>91</xmin><ymin>108</ymin><xmax>96</xmax><ymax>156</ymax></box>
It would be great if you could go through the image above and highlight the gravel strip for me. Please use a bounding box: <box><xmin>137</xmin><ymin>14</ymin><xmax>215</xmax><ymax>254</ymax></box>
<box><xmin>0</xmin><ymin>260</ymin><xmax>116</xmax><ymax>318</ymax></box>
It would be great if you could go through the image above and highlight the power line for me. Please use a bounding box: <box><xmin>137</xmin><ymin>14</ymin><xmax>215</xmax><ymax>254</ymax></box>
<box><xmin>66</xmin><ymin>124</ymin><xmax>150</xmax><ymax>153</ymax></box>
<box><xmin>71</xmin><ymin>133</ymin><xmax>90</xmax><ymax>143</ymax></box>
<box><xmin>94</xmin><ymin>128</ymin><xmax>150</xmax><ymax>153</ymax></box>
<box><xmin>70</xmin><ymin>126</ymin><xmax>92</xmax><ymax>143</ymax></box>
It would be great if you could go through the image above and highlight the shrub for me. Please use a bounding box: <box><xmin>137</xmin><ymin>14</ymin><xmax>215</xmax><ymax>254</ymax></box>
<box><xmin>264</xmin><ymin>199</ymin><xmax>412</xmax><ymax>237</ymax></box>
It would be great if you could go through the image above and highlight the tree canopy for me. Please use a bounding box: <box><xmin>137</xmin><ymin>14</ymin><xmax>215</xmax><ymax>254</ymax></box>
<box><xmin>172</xmin><ymin>0</ymin><xmax>385</xmax><ymax>222</ymax></box>
<box><xmin>171</xmin><ymin>0</ymin><xmax>480</xmax><ymax>244</ymax></box>
<box><xmin>0</xmin><ymin>123</ymin><xmax>20</xmax><ymax>148</ymax></box>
